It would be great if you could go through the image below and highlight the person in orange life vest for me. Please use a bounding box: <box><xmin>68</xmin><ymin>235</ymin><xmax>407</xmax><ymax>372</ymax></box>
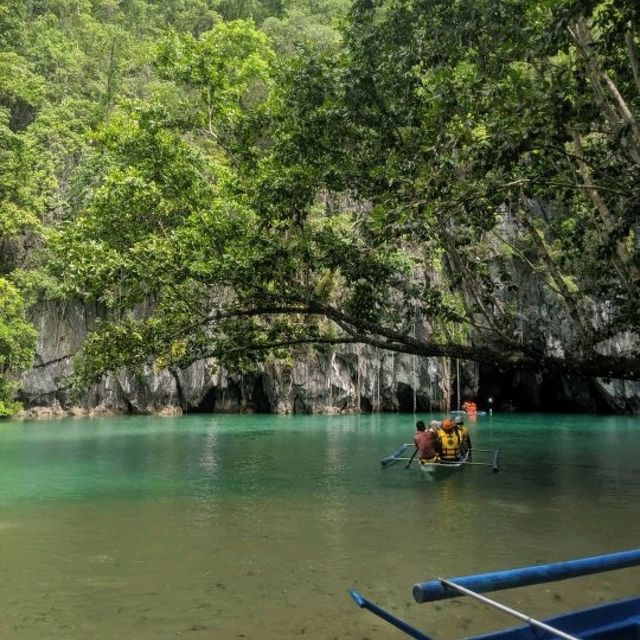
<box><xmin>413</xmin><ymin>420</ymin><xmax>439</xmax><ymax>463</ymax></box>
<box><xmin>463</xmin><ymin>400</ymin><xmax>477</xmax><ymax>415</ymax></box>
<box><xmin>454</xmin><ymin>415</ymin><xmax>472</xmax><ymax>461</ymax></box>
<box><xmin>438</xmin><ymin>418</ymin><xmax>471</xmax><ymax>461</ymax></box>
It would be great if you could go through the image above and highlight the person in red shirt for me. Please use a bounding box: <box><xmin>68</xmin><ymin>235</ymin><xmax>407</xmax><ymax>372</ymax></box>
<box><xmin>413</xmin><ymin>420</ymin><xmax>439</xmax><ymax>463</ymax></box>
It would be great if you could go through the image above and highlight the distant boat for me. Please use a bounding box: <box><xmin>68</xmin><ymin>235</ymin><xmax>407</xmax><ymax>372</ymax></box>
<box><xmin>350</xmin><ymin>549</ymin><xmax>640</xmax><ymax>640</ymax></box>
<box><xmin>451</xmin><ymin>409</ymin><xmax>488</xmax><ymax>416</ymax></box>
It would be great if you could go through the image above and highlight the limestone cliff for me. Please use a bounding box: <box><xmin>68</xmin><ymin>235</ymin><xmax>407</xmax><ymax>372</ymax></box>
<box><xmin>18</xmin><ymin>301</ymin><xmax>450</xmax><ymax>416</ymax></box>
<box><xmin>18</xmin><ymin>300</ymin><xmax>640</xmax><ymax>416</ymax></box>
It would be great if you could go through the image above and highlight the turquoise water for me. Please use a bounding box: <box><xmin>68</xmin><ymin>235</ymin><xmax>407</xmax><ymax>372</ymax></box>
<box><xmin>0</xmin><ymin>413</ymin><xmax>639</xmax><ymax>639</ymax></box>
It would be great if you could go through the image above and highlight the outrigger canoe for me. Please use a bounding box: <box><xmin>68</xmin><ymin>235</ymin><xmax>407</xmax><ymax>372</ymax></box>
<box><xmin>381</xmin><ymin>443</ymin><xmax>500</xmax><ymax>474</ymax></box>
<box><xmin>350</xmin><ymin>548</ymin><xmax>640</xmax><ymax>640</ymax></box>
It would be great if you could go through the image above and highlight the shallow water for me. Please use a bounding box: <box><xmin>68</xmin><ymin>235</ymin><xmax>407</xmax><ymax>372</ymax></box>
<box><xmin>0</xmin><ymin>413</ymin><xmax>639</xmax><ymax>639</ymax></box>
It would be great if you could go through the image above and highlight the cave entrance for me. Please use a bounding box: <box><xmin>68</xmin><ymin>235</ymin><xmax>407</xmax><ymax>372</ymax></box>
<box><xmin>188</xmin><ymin>387</ymin><xmax>217</xmax><ymax>413</ymax></box>
<box><xmin>477</xmin><ymin>365</ymin><xmax>613</xmax><ymax>413</ymax></box>
<box><xmin>187</xmin><ymin>375</ymin><xmax>273</xmax><ymax>414</ymax></box>
<box><xmin>250</xmin><ymin>375</ymin><xmax>272</xmax><ymax>413</ymax></box>
<box><xmin>396</xmin><ymin>383</ymin><xmax>431</xmax><ymax>413</ymax></box>
<box><xmin>396</xmin><ymin>383</ymin><xmax>415</xmax><ymax>412</ymax></box>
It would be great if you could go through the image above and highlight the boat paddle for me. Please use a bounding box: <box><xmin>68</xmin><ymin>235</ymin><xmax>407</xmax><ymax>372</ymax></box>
<box><xmin>405</xmin><ymin>447</ymin><xmax>418</xmax><ymax>469</ymax></box>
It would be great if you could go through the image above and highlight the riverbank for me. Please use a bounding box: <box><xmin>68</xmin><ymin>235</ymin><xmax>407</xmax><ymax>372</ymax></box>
<box><xmin>15</xmin><ymin>405</ymin><xmax>184</xmax><ymax>420</ymax></box>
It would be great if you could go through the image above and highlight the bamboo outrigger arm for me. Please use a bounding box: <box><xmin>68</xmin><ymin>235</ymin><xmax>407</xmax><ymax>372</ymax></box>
<box><xmin>412</xmin><ymin>549</ymin><xmax>640</xmax><ymax>603</ymax></box>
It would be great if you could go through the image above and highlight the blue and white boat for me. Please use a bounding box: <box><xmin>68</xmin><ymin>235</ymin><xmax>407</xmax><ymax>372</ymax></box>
<box><xmin>452</xmin><ymin>409</ymin><xmax>488</xmax><ymax>417</ymax></box>
<box><xmin>350</xmin><ymin>549</ymin><xmax>640</xmax><ymax>640</ymax></box>
<box><xmin>381</xmin><ymin>443</ymin><xmax>499</xmax><ymax>474</ymax></box>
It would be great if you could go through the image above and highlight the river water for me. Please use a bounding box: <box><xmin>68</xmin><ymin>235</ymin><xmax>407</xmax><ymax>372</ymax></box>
<box><xmin>0</xmin><ymin>413</ymin><xmax>638</xmax><ymax>640</ymax></box>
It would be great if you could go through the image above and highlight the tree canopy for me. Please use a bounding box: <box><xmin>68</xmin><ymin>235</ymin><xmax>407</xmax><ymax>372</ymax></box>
<box><xmin>0</xmin><ymin>278</ymin><xmax>36</xmax><ymax>416</ymax></box>
<box><xmin>2</xmin><ymin>0</ymin><xmax>640</xmax><ymax>411</ymax></box>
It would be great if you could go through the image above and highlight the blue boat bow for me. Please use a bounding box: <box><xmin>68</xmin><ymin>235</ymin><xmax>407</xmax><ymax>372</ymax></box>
<box><xmin>350</xmin><ymin>549</ymin><xmax>640</xmax><ymax>640</ymax></box>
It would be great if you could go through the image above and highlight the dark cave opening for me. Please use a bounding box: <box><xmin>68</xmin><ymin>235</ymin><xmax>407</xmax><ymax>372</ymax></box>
<box><xmin>188</xmin><ymin>387</ymin><xmax>217</xmax><ymax>413</ymax></box>
<box><xmin>476</xmin><ymin>365</ymin><xmax>614</xmax><ymax>414</ymax></box>
<box><xmin>250</xmin><ymin>375</ymin><xmax>272</xmax><ymax>413</ymax></box>
<box><xmin>396</xmin><ymin>383</ymin><xmax>431</xmax><ymax>412</ymax></box>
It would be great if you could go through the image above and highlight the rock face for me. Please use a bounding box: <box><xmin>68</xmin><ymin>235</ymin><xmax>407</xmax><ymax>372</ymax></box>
<box><xmin>18</xmin><ymin>302</ymin><xmax>451</xmax><ymax>416</ymax></box>
<box><xmin>18</xmin><ymin>301</ymin><xmax>640</xmax><ymax>416</ymax></box>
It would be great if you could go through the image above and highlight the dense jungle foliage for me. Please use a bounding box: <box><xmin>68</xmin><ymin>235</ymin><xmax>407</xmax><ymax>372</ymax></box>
<box><xmin>1</xmin><ymin>0</ymin><xmax>639</xmax><ymax>413</ymax></box>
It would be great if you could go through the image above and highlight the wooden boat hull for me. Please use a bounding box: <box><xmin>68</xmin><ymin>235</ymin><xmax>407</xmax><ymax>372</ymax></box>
<box><xmin>419</xmin><ymin>452</ymin><xmax>469</xmax><ymax>475</ymax></box>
